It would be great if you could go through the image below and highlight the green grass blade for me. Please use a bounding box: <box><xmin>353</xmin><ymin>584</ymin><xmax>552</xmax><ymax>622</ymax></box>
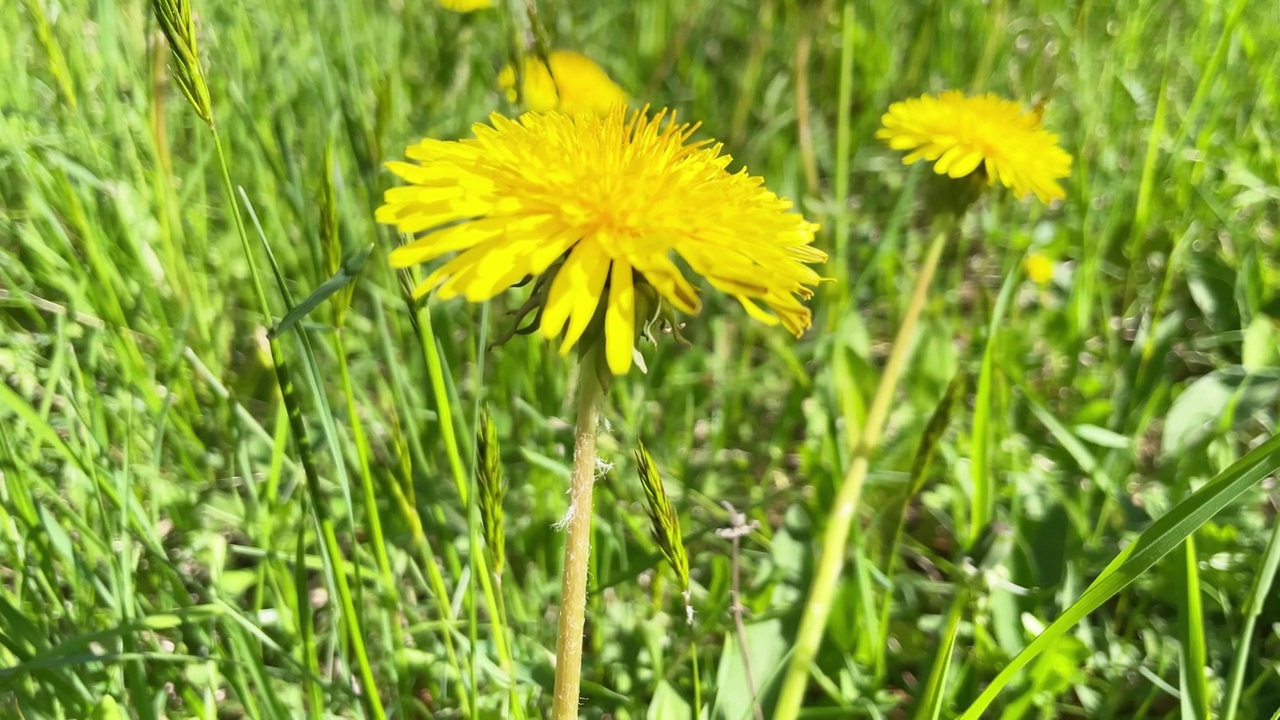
<box><xmin>957</xmin><ymin>431</ymin><xmax>1280</xmax><ymax>719</ymax></box>
<box><xmin>417</xmin><ymin>302</ymin><xmax>481</xmax><ymax>712</ymax></box>
<box><xmin>913</xmin><ymin>592</ymin><xmax>965</xmax><ymax>720</ymax></box>
<box><xmin>875</xmin><ymin>369</ymin><xmax>965</xmax><ymax>683</ymax></box>
<box><xmin>824</xmin><ymin>0</ymin><xmax>856</xmax><ymax>327</ymax></box>
<box><xmin>296</xmin><ymin>504</ymin><xmax>325</xmax><ymax>720</ymax></box>
<box><xmin>1171</xmin><ymin>0</ymin><xmax>1250</xmax><ymax>148</ymax></box>
<box><xmin>232</xmin><ymin>185</ymin><xmax>384</xmax><ymax>718</ymax></box>
<box><xmin>1221</xmin><ymin>504</ymin><xmax>1280</xmax><ymax>720</ymax></box>
<box><xmin>1176</xmin><ymin>535</ymin><xmax>1210</xmax><ymax>720</ymax></box>
<box><xmin>269</xmin><ymin>243</ymin><xmax>373</xmax><ymax>340</ymax></box>
<box><xmin>969</xmin><ymin>264</ymin><xmax>1018</xmax><ymax>543</ymax></box>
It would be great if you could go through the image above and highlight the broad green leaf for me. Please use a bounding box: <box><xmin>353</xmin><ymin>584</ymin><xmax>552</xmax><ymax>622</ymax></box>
<box><xmin>713</xmin><ymin>619</ymin><xmax>788</xmax><ymax>720</ymax></box>
<box><xmin>88</xmin><ymin>695</ymin><xmax>123</xmax><ymax>720</ymax></box>
<box><xmin>1162</xmin><ymin>370</ymin><xmax>1280</xmax><ymax>455</ymax></box>
<box><xmin>649</xmin><ymin>679</ymin><xmax>694</xmax><ymax>720</ymax></box>
<box><xmin>1242</xmin><ymin>314</ymin><xmax>1278</xmax><ymax>371</ymax></box>
<box><xmin>1072</xmin><ymin>424</ymin><xmax>1133</xmax><ymax>451</ymax></box>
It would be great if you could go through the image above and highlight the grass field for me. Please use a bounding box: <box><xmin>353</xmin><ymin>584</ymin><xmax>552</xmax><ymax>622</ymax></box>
<box><xmin>3</xmin><ymin>0</ymin><xmax>1280</xmax><ymax>718</ymax></box>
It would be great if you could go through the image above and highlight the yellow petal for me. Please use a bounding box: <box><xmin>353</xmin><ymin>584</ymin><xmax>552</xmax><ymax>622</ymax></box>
<box><xmin>939</xmin><ymin>147</ymin><xmax>983</xmax><ymax>178</ymax></box>
<box><xmin>677</xmin><ymin>245</ymin><xmax>770</xmax><ymax>296</ymax></box>
<box><xmin>377</xmin><ymin>184</ymin><xmax>495</xmax><ymax>234</ymax></box>
<box><xmin>383</xmin><ymin>184</ymin><xmax>466</xmax><ymax>205</ymax></box>
<box><xmin>539</xmin><ymin>241</ymin><xmax>609</xmax><ymax>352</ymax></box>
<box><xmin>385</xmin><ymin>160</ymin><xmax>464</xmax><ymax>186</ymax></box>
<box><xmin>765</xmin><ymin>293</ymin><xmax>813</xmax><ymax>335</ymax></box>
<box><xmin>418</xmin><ymin>243</ymin><xmax>499</xmax><ymax>299</ymax></box>
<box><xmin>605</xmin><ymin>260</ymin><xmax>635</xmax><ymax>375</ymax></box>
<box><xmin>558</xmin><ymin>248</ymin><xmax>611</xmax><ymax>354</ymax></box>
<box><xmin>734</xmin><ymin>295</ymin><xmax>779</xmax><ymax>326</ymax></box>
<box><xmin>630</xmin><ymin>252</ymin><xmax>700</xmax><ymax>314</ymax></box>
<box><xmin>518</xmin><ymin>57</ymin><xmax>560</xmax><ymax>113</ymax></box>
<box><xmin>497</xmin><ymin>65</ymin><xmax>515</xmax><ymax>88</ymax></box>
<box><xmin>546</xmin><ymin>51</ymin><xmax>629</xmax><ymax>115</ymax></box>
<box><xmin>438</xmin><ymin>0</ymin><xmax>494</xmax><ymax>14</ymax></box>
<box><xmin>405</xmin><ymin>139</ymin><xmax>484</xmax><ymax>164</ymax></box>
<box><xmin>460</xmin><ymin>230</ymin><xmax>580</xmax><ymax>302</ymax></box>
<box><xmin>388</xmin><ymin>218</ymin><xmax>500</xmax><ymax>267</ymax></box>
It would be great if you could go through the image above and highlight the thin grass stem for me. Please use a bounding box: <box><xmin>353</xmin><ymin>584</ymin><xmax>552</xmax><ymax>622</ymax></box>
<box><xmin>690</xmin><ymin>626</ymin><xmax>702</xmax><ymax>719</ymax></box>
<box><xmin>335</xmin><ymin>329</ymin><xmax>396</xmax><ymax>597</ymax></box>
<box><xmin>826</xmin><ymin>0</ymin><xmax>857</xmax><ymax>332</ymax></box>
<box><xmin>774</xmin><ymin>224</ymin><xmax>949</xmax><ymax>720</ymax></box>
<box><xmin>417</xmin><ymin>304</ymin><xmax>483</xmax><ymax>711</ymax></box>
<box><xmin>913</xmin><ymin>589</ymin><xmax>966</xmax><ymax>720</ymax></box>
<box><xmin>489</xmin><ymin>574</ymin><xmax>525</xmax><ymax>719</ymax></box>
<box><xmin>1222</xmin><ymin>506</ymin><xmax>1280</xmax><ymax>720</ymax></box>
<box><xmin>382</xmin><ymin>448</ymin><xmax>472</xmax><ymax>715</ymax></box>
<box><xmin>207</xmin><ymin>122</ymin><xmax>386</xmax><ymax>720</ymax></box>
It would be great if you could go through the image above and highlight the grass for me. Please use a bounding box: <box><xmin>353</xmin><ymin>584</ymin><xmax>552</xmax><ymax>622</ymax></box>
<box><xmin>2</xmin><ymin>0</ymin><xmax>1280</xmax><ymax>718</ymax></box>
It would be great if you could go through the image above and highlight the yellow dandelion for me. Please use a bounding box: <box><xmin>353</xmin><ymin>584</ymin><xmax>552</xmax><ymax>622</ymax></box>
<box><xmin>438</xmin><ymin>0</ymin><xmax>493</xmax><ymax>12</ymax></box>
<box><xmin>496</xmin><ymin>50</ymin><xmax>628</xmax><ymax>115</ymax></box>
<box><xmin>377</xmin><ymin>105</ymin><xmax>825</xmax><ymax>376</ymax></box>
<box><xmin>1024</xmin><ymin>252</ymin><xmax>1055</xmax><ymax>285</ymax></box>
<box><xmin>877</xmin><ymin>91</ymin><xmax>1072</xmax><ymax>204</ymax></box>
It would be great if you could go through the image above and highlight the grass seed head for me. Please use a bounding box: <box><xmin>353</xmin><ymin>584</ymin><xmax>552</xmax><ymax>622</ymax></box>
<box><xmin>151</xmin><ymin>0</ymin><xmax>213</xmax><ymax>125</ymax></box>
<box><xmin>635</xmin><ymin>442</ymin><xmax>690</xmax><ymax>594</ymax></box>
<box><xmin>477</xmin><ymin>407</ymin><xmax>507</xmax><ymax>577</ymax></box>
<box><xmin>22</xmin><ymin>0</ymin><xmax>78</xmax><ymax>111</ymax></box>
<box><xmin>317</xmin><ymin>142</ymin><xmax>354</xmax><ymax>327</ymax></box>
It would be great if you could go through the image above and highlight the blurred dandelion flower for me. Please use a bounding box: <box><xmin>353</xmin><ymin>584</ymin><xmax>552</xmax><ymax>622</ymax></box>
<box><xmin>877</xmin><ymin>91</ymin><xmax>1072</xmax><ymax>204</ymax></box>
<box><xmin>377</xmin><ymin>105</ymin><xmax>824</xmax><ymax>376</ymax></box>
<box><xmin>1024</xmin><ymin>252</ymin><xmax>1055</xmax><ymax>285</ymax></box>
<box><xmin>438</xmin><ymin>0</ymin><xmax>493</xmax><ymax>12</ymax></box>
<box><xmin>497</xmin><ymin>50</ymin><xmax>628</xmax><ymax>114</ymax></box>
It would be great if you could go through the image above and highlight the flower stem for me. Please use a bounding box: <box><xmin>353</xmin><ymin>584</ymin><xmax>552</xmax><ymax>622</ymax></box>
<box><xmin>552</xmin><ymin>362</ymin><xmax>606</xmax><ymax>720</ymax></box>
<box><xmin>774</xmin><ymin>224</ymin><xmax>950</xmax><ymax>720</ymax></box>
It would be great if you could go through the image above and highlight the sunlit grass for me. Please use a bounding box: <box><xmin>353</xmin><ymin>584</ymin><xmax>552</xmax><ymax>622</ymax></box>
<box><xmin>2</xmin><ymin>0</ymin><xmax>1279</xmax><ymax>718</ymax></box>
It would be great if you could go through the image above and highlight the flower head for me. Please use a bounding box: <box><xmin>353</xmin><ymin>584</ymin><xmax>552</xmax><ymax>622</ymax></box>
<box><xmin>1024</xmin><ymin>252</ymin><xmax>1055</xmax><ymax>285</ymax></box>
<box><xmin>877</xmin><ymin>91</ymin><xmax>1072</xmax><ymax>204</ymax></box>
<box><xmin>438</xmin><ymin>0</ymin><xmax>493</xmax><ymax>12</ymax></box>
<box><xmin>377</xmin><ymin>105</ymin><xmax>825</xmax><ymax>375</ymax></box>
<box><xmin>497</xmin><ymin>51</ymin><xmax>628</xmax><ymax>115</ymax></box>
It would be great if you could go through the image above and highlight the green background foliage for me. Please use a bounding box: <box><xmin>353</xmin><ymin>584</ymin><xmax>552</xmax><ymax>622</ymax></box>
<box><xmin>2</xmin><ymin>0</ymin><xmax>1279</xmax><ymax>717</ymax></box>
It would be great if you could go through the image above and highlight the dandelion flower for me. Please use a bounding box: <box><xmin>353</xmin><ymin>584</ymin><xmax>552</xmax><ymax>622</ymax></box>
<box><xmin>877</xmin><ymin>91</ymin><xmax>1072</xmax><ymax>204</ymax></box>
<box><xmin>377</xmin><ymin>105</ymin><xmax>825</xmax><ymax>376</ymax></box>
<box><xmin>1024</xmin><ymin>252</ymin><xmax>1055</xmax><ymax>285</ymax></box>
<box><xmin>438</xmin><ymin>0</ymin><xmax>493</xmax><ymax>12</ymax></box>
<box><xmin>497</xmin><ymin>50</ymin><xmax>628</xmax><ymax>115</ymax></box>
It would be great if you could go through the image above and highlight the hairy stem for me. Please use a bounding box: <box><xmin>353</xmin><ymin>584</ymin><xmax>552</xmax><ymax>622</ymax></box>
<box><xmin>774</xmin><ymin>225</ymin><xmax>949</xmax><ymax>720</ymax></box>
<box><xmin>551</xmin><ymin>363</ymin><xmax>606</xmax><ymax>719</ymax></box>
